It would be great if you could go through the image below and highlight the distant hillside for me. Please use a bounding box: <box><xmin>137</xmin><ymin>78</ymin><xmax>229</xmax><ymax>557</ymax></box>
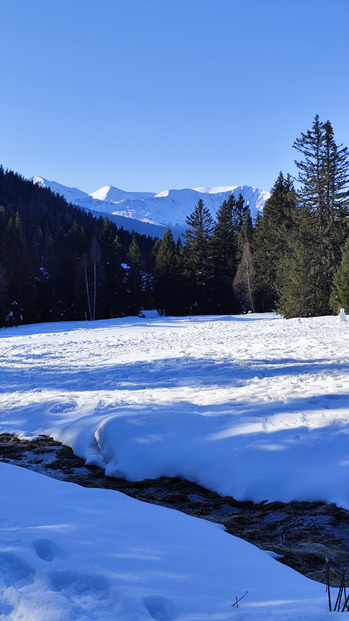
<box><xmin>0</xmin><ymin>168</ymin><xmax>156</xmax><ymax>326</ymax></box>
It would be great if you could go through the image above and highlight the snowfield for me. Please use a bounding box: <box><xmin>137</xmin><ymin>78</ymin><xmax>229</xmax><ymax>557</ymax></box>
<box><xmin>1</xmin><ymin>312</ymin><xmax>348</xmax><ymax>619</ymax></box>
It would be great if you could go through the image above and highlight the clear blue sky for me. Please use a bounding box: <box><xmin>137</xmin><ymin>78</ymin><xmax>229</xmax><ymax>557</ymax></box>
<box><xmin>1</xmin><ymin>0</ymin><xmax>348</xmax><ymax>194</ymax></box>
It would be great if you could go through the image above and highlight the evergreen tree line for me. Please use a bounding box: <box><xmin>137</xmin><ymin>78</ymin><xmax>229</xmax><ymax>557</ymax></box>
<box><xmin>0</xmin><ymin>167</ymin><xmax>156</xmax><ymax>326</ymax></box>
<box><xmin>254</xmin><ymin>115</ymin><xmax>349</xmax><ymax>317</ymax></box>
<box><xmin>154</xmin><ymin>115</ymin><xmax>349</xmax><ymax>318</ymax></box>
<box><xmin>1</xmin><ymin>114</ymin><xmax>348</xmax><ymax>326</ymax></box>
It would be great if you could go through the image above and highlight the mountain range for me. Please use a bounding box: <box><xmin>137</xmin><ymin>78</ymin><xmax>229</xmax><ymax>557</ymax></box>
<box><xmin>32</xmin><ymin>176</ymin><xmax>270</xmax><ymax>238</ymax></box>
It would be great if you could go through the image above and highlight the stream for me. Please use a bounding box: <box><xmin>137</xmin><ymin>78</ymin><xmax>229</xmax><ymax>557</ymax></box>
<box><xmin>1</xmin><ymin>433</ymin><xmax>349</xmax><ymax>586</ymax></box>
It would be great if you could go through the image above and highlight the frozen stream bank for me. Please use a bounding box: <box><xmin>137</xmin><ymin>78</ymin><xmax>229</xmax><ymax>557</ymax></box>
<box><xmin>1</xmin><ymin>433</ymin><xmax>349</xmax><ymax>587</ymax></box>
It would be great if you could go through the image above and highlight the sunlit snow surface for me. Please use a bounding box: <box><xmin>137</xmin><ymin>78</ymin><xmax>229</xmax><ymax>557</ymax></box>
<box><xmin>0</xmin><ymin>312</ymin><xmax>348</xmax><ymax>619</ymax></box>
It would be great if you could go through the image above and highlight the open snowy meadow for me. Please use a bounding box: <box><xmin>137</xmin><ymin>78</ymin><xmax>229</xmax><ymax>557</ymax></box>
<box><xmin>1</xmin><ymin>312</ymin><xmax>349</xmax><ymax>620</ymax></box>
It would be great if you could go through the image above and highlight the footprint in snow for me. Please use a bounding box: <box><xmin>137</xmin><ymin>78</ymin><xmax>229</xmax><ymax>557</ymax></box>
<box><xmin>144</xmin><ymin>595</ymin><xmax>177</xmax><ymax>620</ymax></box>
<box><xmin>0</xmin><ymin>552</ymin><xmax>34</xmax><ymax>588</ymax></box>
<box><xmin>33</xmin><ymin>538</ymin><xmax>65</xmax><ymax>562</ymax></box>
<box><xmin>48</xmin><ymin>569</ymin><xmax>123</xmax><ymax>614</ymax></box>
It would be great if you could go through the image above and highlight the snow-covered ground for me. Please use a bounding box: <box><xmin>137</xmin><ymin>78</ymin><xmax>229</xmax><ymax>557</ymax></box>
<box><xmin>1</xmin><ymin>312</ymin><xmax>348</xmax><ymax>619</ymax></box>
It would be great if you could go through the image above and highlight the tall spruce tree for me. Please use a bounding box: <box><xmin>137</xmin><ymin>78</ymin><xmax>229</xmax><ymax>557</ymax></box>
<box><xmin>277</xmin><ymin>208</ymin><xmax>327</xmax><ymax>318</ymax></box>
<box><xmin>231</xmin><ymin>193</ymin><xmax>248</xmax><ymax>232</ymax></box>
<box><xmin>0</xmin><ymin>263</ymin><xmax>9</xmax><ymax>324</ymax></box>
<box><xmin>183</xmin><ymin>199</ymin><xmax>214</xmax><ymax>313</ymax></box>
<box><xmin>209</xmin><ymin>200</ymin><xmax>239</xmax><ymax>313</ymax></box>
<box><xmin>330</xmin><ymin>238</ymin><xmax>349</xmax><ymax>313</ymax></box>
<box><xmin>153</xmin><ymin>227</ymin><xmax>183</xmax><ymax>315</ymax></box>
<box><xmin>126</xmin><ymin>235</ymin><xmax>144</xmax><ymax>315</ymax></box>
<box><xmin>2</xmin><ymin>212</ymin><xmax>36</xmax><ymax>323</ymax></box>
<box><xmin>279</xmin><ymin>116</ymin><xmax>349</xmax><ymax>317</ymax></box>
<box><xmin>253</xmin><ymin>173</ymin><xmax>296</xmax><ymax>311</ymax></box>
<box><xmin>99</xmin><ymin>218</ymin><xmax>125</xmax><ymax>317</ymax></box>
<box><xmin>237</xmin><ymin>209</ymin><xmax>253</xmax><ymax>259</ymax></box>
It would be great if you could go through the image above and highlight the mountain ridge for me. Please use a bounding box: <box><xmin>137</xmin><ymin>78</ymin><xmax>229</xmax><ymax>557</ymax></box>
<box><xmin>32</xmin><ymin>176</ymin><xmax>270</xmax><ymax>237</ymax></box>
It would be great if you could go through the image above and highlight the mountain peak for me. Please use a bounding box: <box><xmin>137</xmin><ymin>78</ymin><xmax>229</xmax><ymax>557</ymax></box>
<box><xmin>193</xmin><ymin>185</ymin><xmax>238</xmax><ymax>194</ymax></box>
<box><xmin>90</xmin><ymin>185</ymin><xmax>156</xmax><ymax>204</ymax></box>
<box><xmin>31</xmin><ymin>176</ymin><xmax>89</xmax><ymax>202</ymax></box>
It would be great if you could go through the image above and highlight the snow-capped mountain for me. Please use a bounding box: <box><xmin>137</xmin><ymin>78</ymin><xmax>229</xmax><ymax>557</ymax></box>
<box><xmin>32</xmin><ymin>176</ymin><xmax>89</xmax><ymax>204</ymax></box>
<box><xmin>90</xmin><ymin>185</ymin><xmax>155</xmax><ymax>203</ymax></box>
<box><xmin>32</xmin><ymin>176</ymin><xmax>270</xmax><ymax>237</ymax></box>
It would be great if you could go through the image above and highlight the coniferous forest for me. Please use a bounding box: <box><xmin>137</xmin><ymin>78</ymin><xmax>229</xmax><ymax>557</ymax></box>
<box><xmin>0</xmin><ymin>115</ymin><xmax>348</xmax><ymax>328</ymax></box>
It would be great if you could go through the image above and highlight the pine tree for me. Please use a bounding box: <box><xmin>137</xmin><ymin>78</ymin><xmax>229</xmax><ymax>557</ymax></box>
<box><xmin>237</xmin><ymin>209</ymin><xmax>253</xmax><ymax>260</ymax></box>
<box><xmin>253</xmin><ymin>173</ymin><xmax>297</xmax><ymax>311</ymax></box>
<box><xmin>231</xmin><ymin>193</ymin><xmax>249</xmax><ymax>232</ymax></box>
<box><xmin>294</xmin><ymin>116</ymin><xmax>349</xmax><ymax>228</ymax></box>
<box><xmin>277</xmin><ymin>209</ymin><xmax>324</xmax><ymax>318</ymax></box>
<box><xmin>64</xmin><ymin>220</ymin><xmax>89</xmax><ymax>320</ymax></box>
<box><xmin>279</xmin><ymin>116</ymin><xmax>349</xmax><ymax>317</ymax></box>
<box><xmin>183</xmin><ymin>199</ymin><xmax>214</xmax><ymax>313</ymax></box>
<box><xmin>2</xmin><ymin>212</ymin><xmax>37</xmax><ymax>323</ymax></box>
<box><xmin>330</xmin><ymin>239</ymin><xmax>349</xmax><ymax>313</ymax></box>
<box><xmin>126</xmin><ymin>235</ymin><xmax>144</xmax><ymax>314</ymax></box>
<box><xmin>210</xmin><ymin>200</ymin><xmax>239</xmax><ymax>313</ymax></box>
<box><xmin>153</xmin><ymin>227</ymin><xmax>183</xmax><ymax>315</ymax></box>
<box><xmin>0</xmin><ymin>263</ymin><xmax>9</xmax><ymax>324</ymax></box>
<box><xmin>99</xmin><ymin>218</ymin><xmax>125</xmax><ymax>317</ymax></box>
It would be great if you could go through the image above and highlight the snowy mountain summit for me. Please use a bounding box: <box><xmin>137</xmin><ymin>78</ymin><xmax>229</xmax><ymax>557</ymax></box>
<box><xmin>32</xmin><ymin>176</ymin><xmax>270</xmax><ymax>237</ymax></box>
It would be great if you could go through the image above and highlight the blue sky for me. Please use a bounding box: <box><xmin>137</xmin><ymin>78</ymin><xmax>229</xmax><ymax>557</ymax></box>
<box><xmin>1</xmin><ymin>0</ymin><xmax>348</xmax><ymax>194</ymax></box>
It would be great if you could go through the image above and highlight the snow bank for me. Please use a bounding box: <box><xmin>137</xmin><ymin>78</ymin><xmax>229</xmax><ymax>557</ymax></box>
<box><xmin>0</xmin><ymin>462</ymin><xmax>329</xmax><ymax>620</ymax></box>
<box><xmin>1</xmin><ymin>313</ymin><xmax>348</xmax><ymax>508</ymax></box>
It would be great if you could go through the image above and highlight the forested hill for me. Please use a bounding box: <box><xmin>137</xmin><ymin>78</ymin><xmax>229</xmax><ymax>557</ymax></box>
<box><xmin>0</xmin><ymin>167</ymin><xmax>156</xmax><ymax>326</ymax></box>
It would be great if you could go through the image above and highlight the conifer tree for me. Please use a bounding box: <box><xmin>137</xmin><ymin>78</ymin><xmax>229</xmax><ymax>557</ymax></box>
<box><xmin>277</xmin><ymin>209</ymin><xmax>326</xmax><ymax>318</ymax></box>
<box><xmin>294</xmin><ymin>116</ymin><xmax>349</xmax><ymax>226</ymax></box>
<box><xmin>0</xmin><ymin>264</ymin><xmax>9</xmax><ymax>324</ymax></box>
<box><xmin>64</xmin><ymin>220</ymin><xmax>89</xmax><ymax>319</ymax></box>
<box><xmin>237</xmin><ymin>209</ymin><xmax>253</xmax><ymax>260</ymax></box>
<box><xmin>2</xmin><ymin>212</ymin><xmax>36</xmax><ymax>323</ymax></box>
<box><xmin>126</xmin><ymin>235</ymin><xmax>144</xmax><ymax>314</ymax></box>
<box><xmin>183</xmin><ymin>199</ymin><xmax>214</xmax><ymax>312</ymax></box>
<box><xmin>210</xmin><ymin>200</ymin><xmax>239</xmax><ymax>313</ymax></box>
<box><xmin>99</xmin><ymin>218</ymin><xmax>125</xmax><ymax>317</ymax></box>
<box><xmin>330</xmin><ymin>239</ymin><xmax>349</xmax><ymax>313</ymax></box>
<box><xmin>228</xmin><ymin>193</ymin><xmax>248</xmax><ymax>232</ymax></box>
<box><xmin>253</xmin><ymin>173</ymin><xmax>296</xmax><ymax>311</ymax></box>
<box><xmin>153</xmin><ymin>227</ymin><xmax>183</xmax><ymax>315</ymax></box>
<box><xmin>279</xmin><ymin>116</ymin><xmax>349</xmax><ymax>317</ymax></box>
